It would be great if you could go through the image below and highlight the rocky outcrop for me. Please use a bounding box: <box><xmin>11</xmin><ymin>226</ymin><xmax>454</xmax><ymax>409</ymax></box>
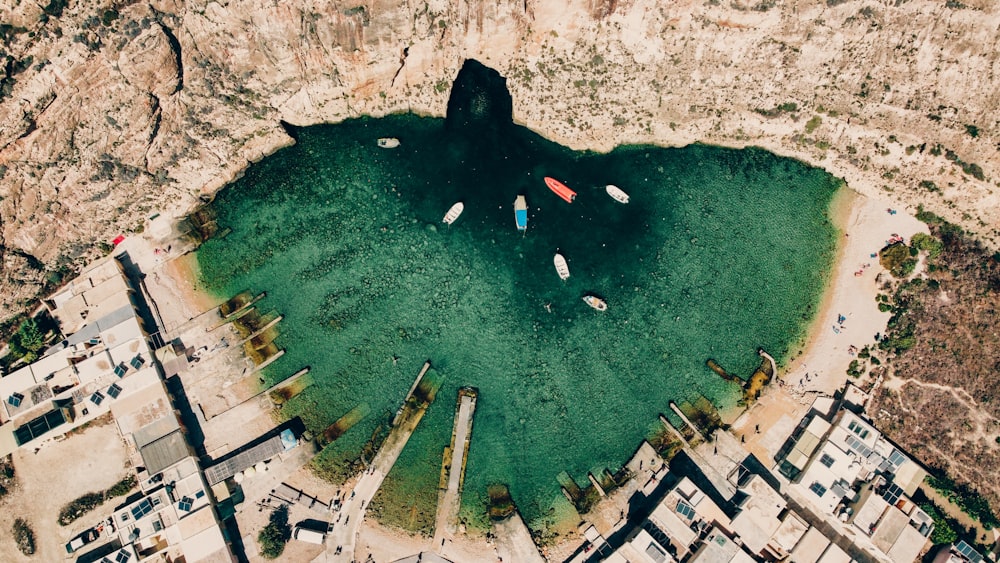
<box><xmin>1</xmin><ymin>0</ymin><xmax>999</xmax><ymax>323</ymax></box>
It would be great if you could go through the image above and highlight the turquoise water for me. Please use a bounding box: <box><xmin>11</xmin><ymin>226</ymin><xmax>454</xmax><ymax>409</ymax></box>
<box><xmin>196</xmin><ymin>113</ymin><xmax>839</xmax><ymax>529</ymax></box>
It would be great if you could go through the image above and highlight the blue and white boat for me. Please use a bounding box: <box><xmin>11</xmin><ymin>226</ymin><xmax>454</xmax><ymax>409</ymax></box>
<box><xmin>514</xmin><ymin>195</ymin><xmax>528</xmax><ymax>232</ymax></box>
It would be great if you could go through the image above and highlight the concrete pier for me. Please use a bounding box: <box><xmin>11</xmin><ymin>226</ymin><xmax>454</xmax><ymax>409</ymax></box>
<box><xmin>670</xmin><ymin>401</ymin><xmax>706</xmax><ymax>440</ymax></box>
<box><xmin>316</xmin><ymin>361</ymin><xmax>443</xmax><ymax>563</ymax></box>
<box><xmin>759</xmin><ymin>348</ymin><xmax>778</xmax><ymax>377</ymax></box>
<box><xmin>207</xmin><ymin>304</ymin><xmax>256</xmax><ymax>331</ymax></box>
<box><xmin>659</xmin><ymin>414</ymin><xmax>691</xmax><ymax>446</ymax></box>
<box><xmin>587</xmin><ymin>472</ymin><xmax>607</xmax><ymax>497</ymax></box>
<box><xmin>248</xmin><ymin>348</ymin><xmax>284</xmax><ymax>374</ymax></box>
<box><xmin>264</xmin><ymin>367</ymin><xmax>311</xmax><ymax>407</ymax></box>
<box><xmin>433</xmin><ymin>387</ymin><xmax>478</xmax><ymax>548</ymax></box>
<box><xmin>199</xmin><ymin>360</ymin><xmax>293</xmax><ymax>419</ymax></box>
<box><xmin>235</xmin><ymin>314</ymin><xmax>282</xmax><ymax>347</ymax></box>
<box><xmin>393</xmin><ymin>360</ymin><xmax>432</xmax><ymax>426</ymax></box>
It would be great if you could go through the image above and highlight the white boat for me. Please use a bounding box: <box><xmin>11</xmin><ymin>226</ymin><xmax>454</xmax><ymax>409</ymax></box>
<box><xmin>605</xmin><ymin>184</ymin><xmax>629</xmax><ymax>203</ymax></box>
<box><xmin>582</xmin><ymin>295</ymin><xmax>607</xmax><ymax>311</ymax></box>
<box><xmin>443</xmin><ymin>202</ymin><xmax>464</xmax><ymax>225</ymax></box>
<box><xmin>377</xmin><ymin>137</ymin><xmax>400</xmax><ymax>148</ymax></box>
<box><xmin>554</xmin><ymin>253</ymin><xmax>570</xmax><ymax>280</ymax></box>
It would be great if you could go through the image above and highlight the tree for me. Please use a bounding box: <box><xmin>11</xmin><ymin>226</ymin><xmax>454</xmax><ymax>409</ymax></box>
<box><xmin>258</xmin><ymin>506</ymin><xmax>291</xmax><ymax>559</ymax></box>
<box><xmin>6</xmin><ymin>317</ymin><xmax>47</xmax><ymax>364</ymax></box>
<box><xmin>18</xmin><ymin>318</ymin><xmax>44</xmax><ymax>347</ymax></box>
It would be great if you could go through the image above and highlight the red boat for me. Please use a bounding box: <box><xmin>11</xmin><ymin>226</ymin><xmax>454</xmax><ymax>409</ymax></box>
<box><xmin>544</xmin><ymin>177</ymin><xmax>577</xmax><ymax>203</ymax></box>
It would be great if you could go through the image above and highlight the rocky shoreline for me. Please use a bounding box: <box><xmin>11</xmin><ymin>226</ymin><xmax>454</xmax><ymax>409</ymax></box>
<box><xmin>2</xmin><ymin>0</ymin><xmax>999</xmax><ymax>326</ymax></box>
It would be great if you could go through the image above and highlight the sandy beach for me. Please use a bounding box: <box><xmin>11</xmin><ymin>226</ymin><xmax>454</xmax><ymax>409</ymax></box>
<box><xmin>730</xmin><ymin>186</ymin><xmax>932</xmax><ymax>466</ymax></box>
<box><xmin>780</xmin><ymin>190</ymin><xmax>929</xmax><ymax>398</ymax></box>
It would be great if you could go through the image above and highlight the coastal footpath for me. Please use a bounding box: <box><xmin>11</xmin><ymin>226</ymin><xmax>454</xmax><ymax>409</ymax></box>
<box><xmin>2</xmin><ymin>0</ymin><xmax>1000</xmax><ymax>323</ymax></box>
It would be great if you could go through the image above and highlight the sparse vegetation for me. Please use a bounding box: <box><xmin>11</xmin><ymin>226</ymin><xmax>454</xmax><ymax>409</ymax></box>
<box><xmin>918</xmin><ymin>180</ymin><xmax>940</xmax><ymax>193</ymax></box>
<box><xmin>0</xmin><ymin>455</ymin><xmax>15</xmax><ymax>499</ymax></box>
<box><xmin>12</xmin><ymin>518</ymin><xmax>35</xmax><ymax>555</ymax></box>
<box><xmin>869</xmin><ymin>218</ymin><xmax>1000</xmax><ymax>527</ymax></box>
<box><xmin>754</xmin><ymin>102</ymin><xmax>798</xmax><ymax>117</ymax></box>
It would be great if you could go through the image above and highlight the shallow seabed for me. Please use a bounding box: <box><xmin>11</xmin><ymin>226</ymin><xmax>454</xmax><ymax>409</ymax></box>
<box><xmin>196</xmin><ymin>113</ymin><xmax>839</xmax><ymax>530</ymax></box>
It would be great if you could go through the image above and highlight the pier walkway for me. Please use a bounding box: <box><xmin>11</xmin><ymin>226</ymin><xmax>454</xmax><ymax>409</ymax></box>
<box><xmin>432</xmin><ymin>388</ymin><xmax>478</xmax><ymax>549</ymax></box>
<box><xmin>314</xmin><ymin>362</ymin><xmax>440</xmax><ymax>563</ymax></box>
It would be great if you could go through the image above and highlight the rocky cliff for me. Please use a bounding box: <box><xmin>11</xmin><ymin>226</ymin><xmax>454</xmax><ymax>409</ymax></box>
<box><xmin>1</xmin><ymin>0</ymin><xmax>999</xmax><ymax>323</ymax></box>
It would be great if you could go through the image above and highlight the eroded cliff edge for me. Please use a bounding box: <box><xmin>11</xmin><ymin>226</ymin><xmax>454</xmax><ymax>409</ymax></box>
<box><xmin>1</xmin><ymin>0</ymin><xmax>998</xmax><ymax>322</ymax></box>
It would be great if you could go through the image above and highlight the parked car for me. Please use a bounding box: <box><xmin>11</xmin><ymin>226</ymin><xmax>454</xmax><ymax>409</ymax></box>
<box><xmin>65</xmin><ymin>528</ymin><xmax>100</xmax><ymax>554</ymax></box>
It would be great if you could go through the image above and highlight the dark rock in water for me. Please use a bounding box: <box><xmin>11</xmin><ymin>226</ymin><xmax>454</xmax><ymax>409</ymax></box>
<box><xmin>445</xmin><ymin>59</ymin><xmax>513</xmax><ymax>139</ymax></box>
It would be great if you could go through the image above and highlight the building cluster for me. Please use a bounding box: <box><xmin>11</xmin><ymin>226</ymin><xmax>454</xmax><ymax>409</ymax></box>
<box><xmin>0</xmin><ymin>256</ymin><xmax>237</xmax><ymax>562</ymax></box>
<box><xmin>572</xmin><ymin>384</ymin><xmax>986</xmax><ymax>563</ymax></box>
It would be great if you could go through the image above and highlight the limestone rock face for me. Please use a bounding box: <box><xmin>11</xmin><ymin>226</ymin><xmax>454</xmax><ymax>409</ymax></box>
<box><xmin>1</xmin><ymin>0</ymin><xmax>1000</xmax><ymax>322</ymax></box>
<box><xmin>118</xmin><ymin>25</ymin><xmax>181</xmax><ymax>99</ymax></box>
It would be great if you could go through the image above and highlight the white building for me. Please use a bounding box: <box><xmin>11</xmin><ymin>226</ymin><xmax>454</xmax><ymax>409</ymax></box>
<box><xmin>0</xmin><ymin>257</ymin><xmax>162</xmax><ymax>456</ymax></box>
<box><xmin>0</xmin><ymin>254</ymin><xmax>236</xmax><ymax>562</ymax></box>
<box><xmin>781</xmin><ymin>390</ymin><xmax>934</xmax><ymax>563</ymax></box>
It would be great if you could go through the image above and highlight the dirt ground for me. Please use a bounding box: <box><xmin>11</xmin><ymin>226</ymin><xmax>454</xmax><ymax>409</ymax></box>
<box><xmin>0</xmin><ymin>417</ymin><xmax>132</xmax><ymax>561</ymax></box>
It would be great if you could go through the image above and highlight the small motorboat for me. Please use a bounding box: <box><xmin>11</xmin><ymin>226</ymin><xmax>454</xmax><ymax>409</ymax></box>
<box><xmin>554</xmin><ymin>253</ymin><xmax>570</xmax><ymax>280</ymax></box>
<box><xmin>514</xmin><ymin>195</ymin><xmax>528</xmax><ymax>232</ymax></box>
<box><xmin>377</xmin><ymin>137</ymin><xmax>400</xmax><ymax>148</ymax></box>
<box><xmin>443</xmin><ymin>202</ymin><xmax>464</xmax><ymax>225</ymax></box>
<box><xmin>582</xmin><ymin>295</ymin><xmax>607</xmax><ymax>311</ymax></box>
<box><xmin>606</xmin><ymin>185</ymin><xmax>629</xmax><ymax>203</ymax></box>
<box><xmin>544</xmin><ymin>177</ymin><xmax>577</xmax><ymax>203</ymax></box>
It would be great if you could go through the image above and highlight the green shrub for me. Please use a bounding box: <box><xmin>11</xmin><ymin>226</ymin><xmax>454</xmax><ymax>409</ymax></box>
<box><xmin>106</xmin><ymin>475</ymin><xmax>137</xmax><ymax>497</ymax></box>
<box><xmin>927</xmin><ymin>475</ymin><xmax>1000</xmax><ymax>530</ymax></box>
<box><xmin>920</xmin><ymin>502</ymin><xmax>959</xmax><ymax>545</ymax></box>
<box><xmin>911</xmin><ymin>233</ymin><xmax>944</xmax><ymax>260</ymax></box>
<box><xmin>43</xmin><ymin>0</ymin><xmax>69</xmax><ymax>17</ymax></box>
<box><xmin>916</xmin><ymin>206</ymin><xmax>946</xmax><ymax>225</ymax></box>
<box><xmin>58</xmin><ymin>475</ymin><xmax>136</xmax><ymax>526</ymax></box>
<box><xmin>258</xmin><ymin>506</ymin><xmax>291</xmax><ymax>559</ymax></box>
<box><xmin>879</xmin><ymin>243</ymin><xmax>917</xmax><ymax>278</ymax></box>
<box><xmin>58</xmin><ymin>493</ymin><xmax>104</xmax><ymax>526</ymax></box>
<box><xmin>9</xmin><ymin>317</ymin><xmax>45</xmax><ymax>363</ymax></box>
<box><xmin>805</xmin><ymin>116</ymin><xmax>822</xmax><ymax>134</ymax></box>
